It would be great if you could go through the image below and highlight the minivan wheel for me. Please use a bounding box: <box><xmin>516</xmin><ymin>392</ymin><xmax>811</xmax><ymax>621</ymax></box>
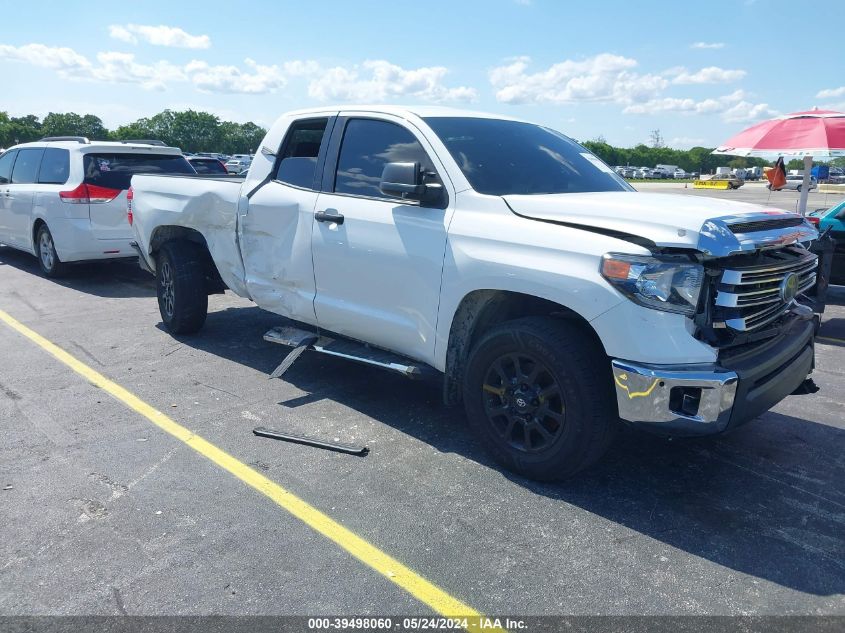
<box><xmin>156</xmin><ymin>241</ymin><xmax>208</xmax><ymax>334</ymax></box>
<box><xmin>462</xmin><ymin>317</ymin><xmax>617</xmax><ymax>481</ymax></box>
<box><xmin>36</xmin><ymin>225</ymin><xmax>67</xmax><ymax>278</ymax></box>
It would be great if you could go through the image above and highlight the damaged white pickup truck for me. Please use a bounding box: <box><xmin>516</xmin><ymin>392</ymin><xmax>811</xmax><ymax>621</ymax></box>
<box><xmin>129</xmin><ymin>106</ymin><xmax>821</xmax><ymax>480</ymax></box>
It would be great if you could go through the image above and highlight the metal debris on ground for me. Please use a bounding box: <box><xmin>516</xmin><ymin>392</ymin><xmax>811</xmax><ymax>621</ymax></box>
<box><xmin>253</xmin><ymin>426</ymin><xmax>369</xmax><ymax>456</ymax></box>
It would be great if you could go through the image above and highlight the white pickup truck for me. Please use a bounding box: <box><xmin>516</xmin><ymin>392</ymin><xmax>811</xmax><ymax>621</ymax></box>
<box><xmin>129</xmin><ymin>106</ymin><xmax>820</xmax><ymax>480</ymax></box>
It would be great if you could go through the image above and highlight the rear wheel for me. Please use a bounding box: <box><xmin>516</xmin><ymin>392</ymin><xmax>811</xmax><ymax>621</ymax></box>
<box><xmin>156</xmin><ymin>241</ymin><xmax>208</xmax><ymax>334</ymax></box>
<box><xmin>36</xmin><ymin>224</ymin><xmax>67</xmax><ymax>278</ymax></box>
<box><xmin>462</xmin><ymin>317</ymin><xmax>617</xmax><ymax>481</ymax></box>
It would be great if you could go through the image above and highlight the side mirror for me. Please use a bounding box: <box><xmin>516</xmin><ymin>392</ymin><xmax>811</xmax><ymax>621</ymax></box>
<box><xmin>380</xmin><ymin>161</ymin><xmax>424</xmax><ymax>198</ymax></box>
<box><xmin>380</xmin><ymin>162</ymin><xmax>443</xmax><ymax>205</ymax></box>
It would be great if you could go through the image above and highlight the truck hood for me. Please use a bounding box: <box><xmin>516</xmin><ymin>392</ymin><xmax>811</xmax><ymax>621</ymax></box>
<box><xmin>503</xmin><ymin>192</ymin><xmax>818</xmax><ymax>257</ymax></box>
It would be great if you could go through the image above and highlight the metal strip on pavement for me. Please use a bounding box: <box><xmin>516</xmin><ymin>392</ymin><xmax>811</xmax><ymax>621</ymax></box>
<box><xmin>0</xmin><ymin>308</ymin><xmax>499</xmax><ymax>631</ymax></box>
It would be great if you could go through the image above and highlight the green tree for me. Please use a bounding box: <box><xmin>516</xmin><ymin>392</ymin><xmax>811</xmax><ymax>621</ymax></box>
<box><xmin>0</xmin><ymin>113</ymin><xmax>42</xmax><ymax>146</ymax></box>
<box><xmin>41</xmin><ymin>112</ymin><xmax>108</xmax><ymax>140</ymax></box>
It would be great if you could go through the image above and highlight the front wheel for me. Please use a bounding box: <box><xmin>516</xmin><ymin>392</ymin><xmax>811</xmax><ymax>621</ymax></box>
<box><xmin>156</xmin><ymin>241</ymin><xmax>208</xmax><ymax>334</ymax></box>
<box><xmin>462</xmin><ymin>317</ymin><xmax>617</xmax><ymax>481</ymax></box>
<box><xmin>36</xmin><ymin>224</ymin><xmax>67</xmax><ymax>278</ymax></box>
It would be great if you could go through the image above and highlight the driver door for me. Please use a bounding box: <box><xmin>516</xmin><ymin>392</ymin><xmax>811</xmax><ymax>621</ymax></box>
<box><xmin>311</xmin><ymin>116</ymin><xmax>453</xmax><ymax>364</ymax></box>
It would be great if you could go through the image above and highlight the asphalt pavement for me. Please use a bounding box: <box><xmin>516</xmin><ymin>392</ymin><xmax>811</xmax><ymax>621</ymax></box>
<box><xmin>1</xmin><ymin>202</ymin><xmax>844</xmax><ymax>619</ymax></box>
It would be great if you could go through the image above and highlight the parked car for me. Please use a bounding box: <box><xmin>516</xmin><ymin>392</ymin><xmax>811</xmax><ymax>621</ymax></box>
<box><xmin>634</xmin><ymin>167</ymin><xmax>651</xmax><ymax>178</ymax></box>
<box><xmin>673</xmin><ymin>168</ymin><xmax>687</xmax><ymax>179</ymax></box>
<box><xmin>187</xmin><ymin>155</ymin><xmax>229</xmax><ymax>175</ymax></box>
<box><xmin>808</xmin><ymin>201</ymin><xmax>845</xmax><ymax>285</ymax></box>
<box><xmin>711</xmin><ymin>174</ymin><xmax>744</xmax><ymax>189</ymax></box>
<box><xmin>224</xmin><ymin>154</ymin><xmax>253</xmax><ymax>174</ymax></box>
<box><xmin>129</xmin><ymin>106</ymin><xmax>820</xmax><ymax>481</ymax></box>
<box><xmin>771</xmin><ymin>175</ymin><xmax>819</xmax><ymax>192</ymax></box>
<box><xmin>0</xmin><ymin>136</ymin><xmax>195</xmax><ymax>276</ymax></box>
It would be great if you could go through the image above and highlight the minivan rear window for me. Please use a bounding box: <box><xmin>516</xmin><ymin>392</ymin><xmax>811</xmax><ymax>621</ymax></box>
<box><xmin>83</xmin><ymin>153</ymin><xmax>195</xmax><ymax>190</ymax></box>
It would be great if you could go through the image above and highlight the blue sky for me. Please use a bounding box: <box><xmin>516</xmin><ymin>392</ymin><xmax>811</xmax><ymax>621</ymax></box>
<box><xmin>2</xmin><ymin>0</ymin><xmax>842</xmax><ymax>148</ymax></box>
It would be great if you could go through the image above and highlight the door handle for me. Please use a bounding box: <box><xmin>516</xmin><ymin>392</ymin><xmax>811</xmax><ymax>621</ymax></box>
<box><xmin>315</xmin><ymin>209</ymin><xmax>344</xmax><ymax>225</ymax></box>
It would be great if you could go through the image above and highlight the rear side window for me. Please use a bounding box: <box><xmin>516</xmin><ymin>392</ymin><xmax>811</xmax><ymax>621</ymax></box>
<box><xmin>38</xmin><ymin>148</ymin><xmax>70</xmax><ymax>184</ymax></box>
<box><xmin>0</xmin><ymin>150</ymin><xmax>16</xmax><ymax>185</ymax></box>
<box><xmin>275</xmin><ymin>118</ymin><xmax>328</xmax><ymax>189</ymax></box>
<box><xmin>83</xmin><ymin>153</ymin><xmax>195</xmax><ymax>190</ymax></box>
<box><xmin>11</xmin><ymin>148</ymin><xmax>44</xmax><ymax>184</ymax></box>
<box><xmin>334</xmin><ymin>119</ymin><xmax>436</xmax><ymax>199</ymax></box>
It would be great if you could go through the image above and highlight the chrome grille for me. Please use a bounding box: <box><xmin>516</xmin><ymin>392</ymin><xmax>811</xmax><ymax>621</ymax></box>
<box><xmin>713</xmin><ymin>246</ymin><xmax>817</xmax><ymax>331</ymax></box>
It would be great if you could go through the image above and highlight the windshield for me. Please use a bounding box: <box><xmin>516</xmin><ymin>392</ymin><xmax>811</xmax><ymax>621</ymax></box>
<box><xmin>423</xmin><ymin>117</ymin><xmax>631</xmax><ymax>196</ymax></box>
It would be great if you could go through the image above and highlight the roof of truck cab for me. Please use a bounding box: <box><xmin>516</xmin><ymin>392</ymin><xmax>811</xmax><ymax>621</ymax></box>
<box><xmin>281</xmin><ymin>105</ymin><xmax>527</xmax><ymax>122</ymax></box>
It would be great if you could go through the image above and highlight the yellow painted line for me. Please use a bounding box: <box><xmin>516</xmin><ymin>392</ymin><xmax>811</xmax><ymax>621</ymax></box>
<box><xmin>0</xmin><ymin>308</ymin><xmax>499</xmax><ymax>631</ymax></box>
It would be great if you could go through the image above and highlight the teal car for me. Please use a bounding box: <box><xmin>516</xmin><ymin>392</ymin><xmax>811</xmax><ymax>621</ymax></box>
<box><xmin>809</xmin><ymin>200</ymin><xmax>845</xmax><ymax>286</ymax></box>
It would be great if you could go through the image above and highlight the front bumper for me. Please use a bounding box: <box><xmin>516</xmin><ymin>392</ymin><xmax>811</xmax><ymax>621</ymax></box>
<box><xmin>612</xmin><ymin>315</ymin><xmax>815</xmax><ymax>436</ymax></box>
<box><xmin>611</xmin><ymin>360</ymin><xmax>738</xmax><ymax>435</ymax></box>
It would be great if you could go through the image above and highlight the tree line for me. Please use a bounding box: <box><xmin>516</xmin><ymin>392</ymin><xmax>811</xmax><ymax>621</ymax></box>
<box><xmin>0</xmin><ymin>110</ymin><xmax>267</xmax><ymax>154</ymax></box>
<box><xmin>580</xmin><ymin>140</ymin><xmax>773</xmax><ymax>174</ymax></box>
<box><xmin>2</xmin><ymin>110</ymin><xmax>841</xmax><ymax>171</ymax></box>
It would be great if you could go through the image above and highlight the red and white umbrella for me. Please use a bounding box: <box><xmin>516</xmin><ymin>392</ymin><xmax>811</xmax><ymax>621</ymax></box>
<box><xmin>713</xmin><ymin>109</ymin><xmax>845</xmax><ymax>214</ymax></box>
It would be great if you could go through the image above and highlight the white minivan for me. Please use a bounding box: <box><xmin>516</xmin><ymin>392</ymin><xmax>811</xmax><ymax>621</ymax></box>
<box><xmin>0</xmin><ymin>136</ymin><xmax>195</xmax><ymax>277</ymax></box>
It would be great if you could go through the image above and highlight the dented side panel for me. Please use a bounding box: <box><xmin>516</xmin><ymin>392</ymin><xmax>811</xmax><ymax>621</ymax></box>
<box><xmin>130</xmin><ymin>175</ymin><xmax>250</xmax><ymax>298</ymax></box>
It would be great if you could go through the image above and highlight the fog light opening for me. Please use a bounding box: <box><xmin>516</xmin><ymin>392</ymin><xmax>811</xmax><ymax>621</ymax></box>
<box><xmin>669</xmin><ymin>386</ymin><xmax>703</xmax><ymax>418</ymax></box>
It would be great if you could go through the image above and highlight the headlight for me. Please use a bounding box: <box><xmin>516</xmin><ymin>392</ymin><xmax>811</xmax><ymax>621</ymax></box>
<box><xmin>600</xmin><ymin>253</ymin><xmax>704</xmax><ymax>316</ymax></box>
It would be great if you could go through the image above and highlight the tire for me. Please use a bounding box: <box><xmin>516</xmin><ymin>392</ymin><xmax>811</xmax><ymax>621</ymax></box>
<box><xmin>156</xmin><ymin>241</ymin><xmax>208</xmax><ymax>334</ymax></box>
<box><xmin>36</xmin><ymin>224</ymin><xmax>67</xmax><ymax>278</ymax></box>
<box><xmin>462</xmin><ymin>317</ymin><xmax>617</xmax><ymax>481</ymax></box>
<box><xmin>796</xmin><ymin>185</ymin><xmax>802</xmax><ymax>192</ymax></box>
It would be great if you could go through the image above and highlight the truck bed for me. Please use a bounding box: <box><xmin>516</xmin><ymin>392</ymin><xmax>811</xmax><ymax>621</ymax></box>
<box><xmin>130</xmin><ymin>173</ymin><xmax>249</xmax><ymax>297</ymax></box>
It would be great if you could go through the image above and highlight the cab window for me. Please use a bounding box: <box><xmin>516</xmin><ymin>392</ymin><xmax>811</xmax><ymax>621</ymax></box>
<box><xmin>275</xmin><ymin>118</ymin><xmax>328</xmax><ymax>190</ymax></box>
<box><xmin>333</xmin><ymin>119</ymin><xmax>439</xmax><ymax>200</ymax></box>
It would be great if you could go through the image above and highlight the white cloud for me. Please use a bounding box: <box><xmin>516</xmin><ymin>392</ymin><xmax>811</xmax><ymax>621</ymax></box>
<box><xmin>0</xmin><ymin>43</ymin><xmax>187</xmax><ymax>91</ymax></box>
<box><xmin>624</xmin><ymin>89</ymin><xmax>776</xmax><ymax>123</ymax></box>
<box><xmin>691</xmin><ymin>42</ymin><xmax>725</xmax><ymax>49</ymax></box>
<box><xmin>0</xmin><ymin>42</ymin><xmax>91</xmax><ymax>71</ymax></box>
<box><xmin>84</xmin><ymin>51</ymin><xmax>186</xmax><ymax>91</ymax></box>
<box><xmin>721</xmin><ymin>100</ymin><xmax>777</xmax><ymax>123</ymax></box>
<box><xmin>308</xmin><ymin>60</ymin><xmax>477</xmax><ymax>103</ymax></box>
<box><xmin>0</xmin><ymin>43</ymin><xmax>473</xmax><ymax>100</ymax></box>
<box><xmin>816</xmin><ymin>86</ymin><xmax>845</xmax><ymax>99</ymax></box>
<box><xmin>489</xmin><ymin>54</ymin><xmax>667</xmax><ymax>105</ymax></box>
<box><xmin>670</xmin><ymin>66</ymin><xmax>746</xmax><ymax>84</ymax></box>
<box><xmin>108</xmin><ymin>24</ymin><xmax>211</xmax><ymax>49</ymax></box>
<box><xmin>186</xmin><ymin>59</ymin><xmax>286</xmax><ymax>94</ymax></box>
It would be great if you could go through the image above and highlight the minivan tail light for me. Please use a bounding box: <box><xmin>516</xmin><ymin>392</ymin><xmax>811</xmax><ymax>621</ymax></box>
<box><xmin>127</xmin><ymin>187</ymin><xmax>134</xmax><ymax>226</ymax></box>
<box><xmin>59</xmin><ymin>183</ymin><xmax>121</xmax><ymax>204</ymax></box>
<box><xmin>806</xmin><ymin>216</ymin><xmax>820</xmax><ymax>227</ymax></box>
